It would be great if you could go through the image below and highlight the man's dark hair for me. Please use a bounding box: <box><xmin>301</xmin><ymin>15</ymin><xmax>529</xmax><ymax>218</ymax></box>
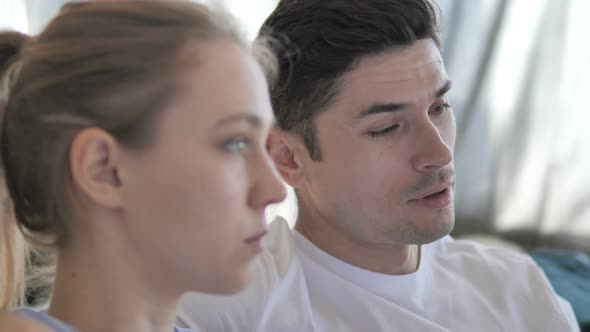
<box><xmin>258</xmin><ymin>0</ymin><xmax>440</xmax><ymax>160</ymax></box>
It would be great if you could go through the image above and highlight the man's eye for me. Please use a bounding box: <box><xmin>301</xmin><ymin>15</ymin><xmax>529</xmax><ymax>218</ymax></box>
<box><xmin>369</xmin><ymin>124</ymin><xmax>400</xmax><ymax>138</ymax></box>
<box><xmin>431</xmin><ymin>103</ymin><xmax>451</xmax><ymax>115</ymax></box>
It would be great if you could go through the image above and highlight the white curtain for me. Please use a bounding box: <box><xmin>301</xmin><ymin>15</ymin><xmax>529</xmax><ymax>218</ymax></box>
<box><xmin>1</xmin><ymin>0</ymin><xmax>279</xmax><ymax>37</ymax></box>
<box><xmin>439</xmin><ymin>0</ymin><xmax>590</xmax><ymax>244</ymax></box>
<box><xmin>0</xmin><ymin>0</ymin><xmax>66</xmax><ymax>34</ymax></box>
<box><xmin>0</xmin><ymin>0</ymin><xmax>28</xmax><ymax>32</ymax></box>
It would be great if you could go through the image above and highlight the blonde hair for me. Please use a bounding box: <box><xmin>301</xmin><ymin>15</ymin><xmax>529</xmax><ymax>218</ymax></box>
<box><xmin>0</xmin><ymin>30</ymin><xmax>29</xmax><ymax>309</ymax></box>
<box><xmin>0</xmin><ymin>0</ymin><xmax>276</xmax><ymax>309</ymax></box>
<box><xmin>0</xmin><ymin>190</ymin><xmax>29</xmax><ymax>308</ymax></box>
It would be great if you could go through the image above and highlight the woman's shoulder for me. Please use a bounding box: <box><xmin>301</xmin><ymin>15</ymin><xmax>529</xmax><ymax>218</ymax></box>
<box><xmin>14</xmin><ymin>308</ymin><xmax>78</xmax><ymax>332</ymax></box>
<box><xmin>15</xmin><ymin>308</ymin><xmax>194</xmax><ymax>332</ymax></box>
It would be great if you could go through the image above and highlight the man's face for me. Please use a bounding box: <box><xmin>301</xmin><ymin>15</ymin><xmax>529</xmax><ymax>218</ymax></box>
<box><xmin>298</xmin><ymin>39</ymin><xmax>456</xmax><ymax>245</ymax></box>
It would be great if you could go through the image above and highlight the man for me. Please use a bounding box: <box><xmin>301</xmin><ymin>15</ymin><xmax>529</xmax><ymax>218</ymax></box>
<box><xmin>179</xmin><ymin>0</ymin><xmax>579</xmax><ymax>331</ymax></box>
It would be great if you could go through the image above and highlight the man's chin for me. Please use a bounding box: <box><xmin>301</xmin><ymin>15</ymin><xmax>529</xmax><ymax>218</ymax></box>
<box><xmin>415</xmin><ymin>218</ymin><xmax>454</xmax><ymax>244</ymax></box>
<box><xmin>396</xmin><ymin>214</ymin><xmax>455</xmax><ymax>245</ymax></box>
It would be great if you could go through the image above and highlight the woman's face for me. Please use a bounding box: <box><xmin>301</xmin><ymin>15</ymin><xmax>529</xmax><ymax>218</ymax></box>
<box><xmin>118</xmin><ymin>39</ymin><xmax>286</xmax><ymax>295</ymax></box>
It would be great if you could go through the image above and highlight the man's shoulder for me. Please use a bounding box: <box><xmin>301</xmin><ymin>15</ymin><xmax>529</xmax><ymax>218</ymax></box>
<box><xmin>432</xmin><ymin>236</ymin><xmax>547</xmax><ymax>284</ymax></box>
<box><xmin>431</xmin><ymin>237</ymin><xmax>578</xmax><ymax>330</ymax></box>
<box><xmin>435</xmin><ymin>236</ymin><xmax>533</xmax><ymax>267</ymax></box>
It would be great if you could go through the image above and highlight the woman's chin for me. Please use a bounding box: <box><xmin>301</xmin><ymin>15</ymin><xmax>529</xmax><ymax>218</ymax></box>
<box><xmin>194</xmin><ymin>264</ymin><xmax>254</xmax><ymax>295</ymax></box>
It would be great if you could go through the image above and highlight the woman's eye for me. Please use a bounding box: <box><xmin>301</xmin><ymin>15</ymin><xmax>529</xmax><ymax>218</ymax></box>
<box><xmin>368</xmin><ymin>124</ymin><xmax>400</xmax><ymax>138</ymax></box>
<box><xmin>224</xmin><ymin>138</ymin><xmax>251</xmax><ymax>154</ymax></box>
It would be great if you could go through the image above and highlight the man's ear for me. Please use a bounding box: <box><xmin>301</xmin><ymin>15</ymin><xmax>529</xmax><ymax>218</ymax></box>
<box><xmin>266</xmin><ymin>128</ymin><xmax>307</xmax><ymax>188</ymax></box>
<box><xmin>69</xmin><ymin>128</ymin><xmax>124</xmax><ymax>209</ymax></box>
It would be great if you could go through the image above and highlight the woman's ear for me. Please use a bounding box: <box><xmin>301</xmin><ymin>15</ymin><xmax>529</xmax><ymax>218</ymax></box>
<box><xmin>69</xmin><ymin>128</ymin><xmax>123</xmax><ymax>209</ymax></box>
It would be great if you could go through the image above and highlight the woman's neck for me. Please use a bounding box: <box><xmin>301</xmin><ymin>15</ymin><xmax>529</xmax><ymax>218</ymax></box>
<box><xmin>48</xmin><ymin>231</ymin><xmax>180</xmax><ymax>332</ymax></box>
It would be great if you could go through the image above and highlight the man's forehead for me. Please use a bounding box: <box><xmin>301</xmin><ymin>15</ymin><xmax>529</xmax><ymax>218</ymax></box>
<box><xmin>344</xmin><ymin>39</ymin><xmax>445</xmax><ymax>85</ymax></box>
<box><xmin>322</xmin><ymin>39</ymin><xmax>449</xmax><ymax>119</ymax></box>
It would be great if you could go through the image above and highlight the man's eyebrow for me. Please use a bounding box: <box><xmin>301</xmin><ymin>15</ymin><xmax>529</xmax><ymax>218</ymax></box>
<box><xmin>357</xmin><ymin>102</ymin><xmax>409</xmax><ymax>119</ymax></box>
<box><xmin>435</xmin><ymin>80</ymin><xmax>452</xmax><ymax>99</ymax></box>
<box><xmin>357</xmin><ymin>80</ymin><xmax>452</xmax><ymax>119</ymax></box>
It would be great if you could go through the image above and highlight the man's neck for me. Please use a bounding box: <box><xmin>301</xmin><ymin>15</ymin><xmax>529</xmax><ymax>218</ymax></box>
<box><xmin>294</xmin><ymin>208</ymin><xmax>421</xmax><ymax>276</ymax></box>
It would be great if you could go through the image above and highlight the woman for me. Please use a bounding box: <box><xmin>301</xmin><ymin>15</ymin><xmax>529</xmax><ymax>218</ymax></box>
<box><xmin>0</xmin><ymin>1</ymin><xmax>286</xmax><ymax>331</ymax></box>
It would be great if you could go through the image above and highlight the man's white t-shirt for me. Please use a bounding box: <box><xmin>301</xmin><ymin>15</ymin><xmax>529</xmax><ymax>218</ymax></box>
<box><xmin>178</xmin><ymin>217</ymin><xmax>579</xmax><ymax>331</ymax></box>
